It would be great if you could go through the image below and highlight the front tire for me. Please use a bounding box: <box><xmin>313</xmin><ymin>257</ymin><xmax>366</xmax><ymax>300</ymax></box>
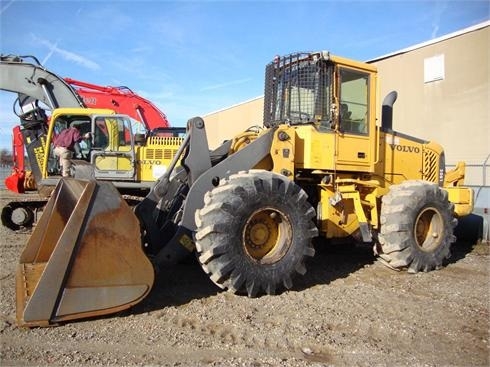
<box><xmin>195</xmin><ymin>170</ymin><xmax>318</xmax><ymax>297</ymax></box>
<box><xmin>378</xmin><ymin>180</ymin><xmax>457</xmax><ymax>273</ymax></box>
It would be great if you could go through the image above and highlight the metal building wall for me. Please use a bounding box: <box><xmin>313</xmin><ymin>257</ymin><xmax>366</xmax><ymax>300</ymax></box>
<box><xmin>203</xmin><ymin>97</ymin><xmax>264</xmax><ymax>149</ymax></box>
<box><xmin>369</xmin><ymin>23</ymin><xmax>489</xmax><ymax>188</ymax></box>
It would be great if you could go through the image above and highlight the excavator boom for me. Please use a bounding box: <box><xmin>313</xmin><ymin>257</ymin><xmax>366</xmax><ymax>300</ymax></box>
<box><xmin>0</xmin><ymin>55</ymin><xmax>84</xmax><ymax>109</ymax></box>
<box><xmin>65</xmin><ymin>78</ymin><xmax>170</xmax><ymax>130</ymax></box>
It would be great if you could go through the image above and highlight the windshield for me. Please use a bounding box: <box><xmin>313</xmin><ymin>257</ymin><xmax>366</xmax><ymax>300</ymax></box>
<box><xmin>129</xmin><ymin>117</ymin><xmax>148</xmax><ymax>135</ymax></box>
<box><xmin>264</xmin><ymin>53</ymin><xmax>333</xmax><ymax>127</ymax></box>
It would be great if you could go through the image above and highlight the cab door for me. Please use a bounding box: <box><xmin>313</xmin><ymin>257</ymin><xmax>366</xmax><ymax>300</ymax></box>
<box><xmin>335</xmin><ymin>66</ymin><xmax>377</xmax><ymax>173</ymax></box>
<box><xmin>90</xmin><ymin>115</ymin><xmax>136</xmax><ymax>180</ymax></box>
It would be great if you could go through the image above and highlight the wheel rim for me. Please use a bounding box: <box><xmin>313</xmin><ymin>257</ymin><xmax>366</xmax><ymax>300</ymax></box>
<box><xmin>11</xmin><ymin>207</ymin><xmax>34</xmax><ymax>227</ymax></box>
<box><xmin>243</xmin><ymin>207</ymin><xmax>292</xmax><ymax>264</ymax></box>
<box><xmin>414</xmin><ymin>206</ymin><xmax>444</xmax><ymax>252</ymax></box>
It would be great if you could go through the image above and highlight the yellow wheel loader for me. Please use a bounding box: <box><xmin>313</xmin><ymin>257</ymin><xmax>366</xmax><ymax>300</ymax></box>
<box><xmin>16</xmin><ymin>51</ymin><xmax>474</xmax><ymax>327</ymax></box>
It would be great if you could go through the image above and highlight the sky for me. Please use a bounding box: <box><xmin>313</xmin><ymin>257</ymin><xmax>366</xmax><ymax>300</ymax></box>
<box><xmin>0</xmin><ymin>0</ymin><xmax>488</xmax><ymax>151</ymax></box>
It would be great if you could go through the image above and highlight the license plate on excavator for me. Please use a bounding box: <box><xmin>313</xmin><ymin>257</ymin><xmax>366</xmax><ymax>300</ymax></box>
<box><xmin>16</xmin><ymin>178</ymin><xmax>154</xmax><ymax>327</ymax></box>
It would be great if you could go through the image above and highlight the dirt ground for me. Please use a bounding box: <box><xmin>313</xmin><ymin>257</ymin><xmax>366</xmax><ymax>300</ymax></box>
<box><xmin>0</xmin><ymin>190</ymin><xmax>489</xmax><ymax>367</ymax></box>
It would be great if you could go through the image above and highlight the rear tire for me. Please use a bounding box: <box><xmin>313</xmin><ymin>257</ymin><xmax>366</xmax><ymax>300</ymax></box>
<box><xmin>195</xmin><ymin>170</ymin><xmax>318</xmax><ymax>297</ymax></box>
<box><xmin>378</xmin><ymin>180</ymin><xmax>457</xmax><ymax>272</ymax></box>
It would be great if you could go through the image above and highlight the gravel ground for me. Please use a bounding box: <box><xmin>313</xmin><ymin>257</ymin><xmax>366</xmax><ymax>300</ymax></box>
<box><xmin>0</xmin><ymin>190</ymin><xmax>489</xmax><ymax>366</ymax></box>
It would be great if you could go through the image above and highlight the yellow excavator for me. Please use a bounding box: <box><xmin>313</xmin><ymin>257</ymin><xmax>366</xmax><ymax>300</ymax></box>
<box><xmin>0</xmin><ymin>55</ymin><xmax>185</xmax><ymax>230</ymax></box>
<box><xmin>15</xmin><ymin>51</ymin><xmax>473</xmax><ymax>327</ymax></box>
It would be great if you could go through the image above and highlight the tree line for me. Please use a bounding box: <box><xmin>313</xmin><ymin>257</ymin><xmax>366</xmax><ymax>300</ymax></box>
<box><xmin>0</xmin><ymin>149</ymin><xmax>13</xmax><ymax>167</ymax></box>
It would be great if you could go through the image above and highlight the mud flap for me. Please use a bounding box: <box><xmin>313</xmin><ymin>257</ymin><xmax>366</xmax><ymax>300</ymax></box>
<box><xmin>16</xmin><ymin>178</ymin><xmax>154</xmax><ymax>327</ymax></box>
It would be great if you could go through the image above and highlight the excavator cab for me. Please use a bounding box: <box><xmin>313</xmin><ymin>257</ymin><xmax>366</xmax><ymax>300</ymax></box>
<box><xmin>51</xmin><ymin>116</ymin><xmax>92</xmax><ymax>160</ymax></box>
<box><xmin>37</xmin><ymin>108</ymin><xmax>150</xmax><ymax>183</ymax></box>
<box><xmin>41</xmin><ymin>109</ymin><xmax>170</xmax><ymax>184</ymax></box>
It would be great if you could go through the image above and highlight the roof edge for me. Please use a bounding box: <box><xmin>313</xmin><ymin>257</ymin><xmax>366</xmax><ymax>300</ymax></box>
<box><xmin>203</xmin><ymin>95</ymin><xmax>264</xmax><ymax>117</ymax></box>
<box><xmin>367</xmin><ymin>20</ymin><xmax>490</xmax><ymax>63</ymax></box>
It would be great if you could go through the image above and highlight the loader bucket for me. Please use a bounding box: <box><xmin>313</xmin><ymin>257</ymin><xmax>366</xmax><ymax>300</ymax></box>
<box><xmin>16</xmin><ymin>178</ymin><xmax>154</xmax><ymax>327</ymax></box>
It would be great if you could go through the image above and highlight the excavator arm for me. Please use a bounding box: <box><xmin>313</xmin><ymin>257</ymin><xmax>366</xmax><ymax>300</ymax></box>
<box><xmin>0</xmin><ymin>55</ymin><xmax>84</xmax><ymax>109</ymax></box>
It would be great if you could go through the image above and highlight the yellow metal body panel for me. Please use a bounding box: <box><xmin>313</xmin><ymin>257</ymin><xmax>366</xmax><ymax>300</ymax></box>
<box><xmin>292</xmin><ymin>125</ymin><xmax>335</xmax><ymax>170</ymax></box>
<box><xmin>318</xmin><ymin>185</ymin><xmax>359</xmax><ymax>238</ymax></box>
<box><xmin>316</xmin><ymin>180</ymin><xmax>383</xmax><ymax>238</ymax></box>
<box><xmin>445</xmin><ymin>186</ymin><xmax>474</xmax><ymax>217</ymax></box>
<box><xmin>136</xmin><ymin>136</ymin><xmax>184</xmax><ymax>181</ymax></box>
<box><xmin>377</xmin><ymin>130</ymin><xmax>425</xmax><ymax>185</ymax></box>
<box><xmin>335</xmin><ymin>133</ymin><xmax>375</xmax><ymax>172</ymax></box>
<box><xmin>376</xmin><ymin>130</ymin><xmax>446</xmax><ymax>187</ymax></box>
<box><xmin>444</xmin><ymin>161</ymin><xmax>467</xmax><ymax>186</ymax></box>
<box><xmin>271</xmin><ymin>125</ymin><xmax>376</xmax><ymax>174</ymax></box>
<box><xmin>270</xmin><ymin>127</ymin><xmax>296</xmax><ymax>178</ymax></box>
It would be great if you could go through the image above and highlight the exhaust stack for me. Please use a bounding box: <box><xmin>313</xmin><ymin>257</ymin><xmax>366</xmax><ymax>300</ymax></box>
<box><xmin>381</xmin><ymin>91</ymin><xmax>398</xmax><ymax>131</ymax></box>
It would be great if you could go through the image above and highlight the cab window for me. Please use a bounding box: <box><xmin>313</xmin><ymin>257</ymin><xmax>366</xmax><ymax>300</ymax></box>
<box><xmin>339</xmin><ymin>68</ymin><xmax>369</xmax><ymax>134</ymax></box>
<box><xmin>117</xmin><ymin>117</ymin><xmax>132</xmax><ymax>146</ymax></box>
<box><xmin>94</xmin><ymin>117</ymin><xmax>109</xmax><ymax>149</ymax></box>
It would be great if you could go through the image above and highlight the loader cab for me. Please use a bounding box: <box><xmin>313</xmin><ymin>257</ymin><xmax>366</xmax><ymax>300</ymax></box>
<box><xmin>263</xmin><ymin>52</ymin><xmax>378</xmax><ymax>173</ymax></box>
